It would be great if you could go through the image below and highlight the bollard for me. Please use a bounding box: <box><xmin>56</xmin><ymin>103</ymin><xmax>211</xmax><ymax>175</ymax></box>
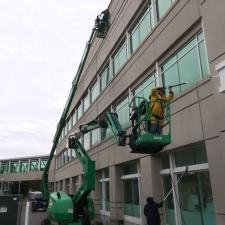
<box><xmin>25</xmin><ymin>201</ymin><xmax>30</xmax><ymax>225</ymax></box>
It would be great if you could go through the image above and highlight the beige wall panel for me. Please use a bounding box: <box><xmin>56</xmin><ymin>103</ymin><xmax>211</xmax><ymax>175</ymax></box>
<box><xmin>113</xmin><ymin>145</ymin><xmax>139</xmax><ymax>165</ymax></box>
<box><xmin>170</xmin><ymin>88</ymin><xmax>198</xmax><ymax>114</ymax></box>
<box><xmin>201</xmin><ymin>0</ymin><xmax>225</xmax><ymax>63</ymax></box>
<box><xmin>55</xmin><ymin>161</ymin><xmax>82</xmax><ymax>181</ymax></box>
<box><xmin>1</xmin><ymin>171</ymin><xmax>42</xmax><ymax>182</ymax></box>
<box><xmin>206</xmin><ymin>137</ymin><xmax>225</xmax><ymax>214</ymax></box>
<box><xmin>199</xmin><ymin>96</ymin><xmax>218</xmax><ymax>139</ymax></box>
<box><xmin>96</xmin><ymin>147</ymin><xmax>111</xmax><ymax>169</ymax></box>
<box><xmin>197</xmin><ymin>78</ymin><xmax>212</xmax><ymax>100</ymax></box>
<box><xmin>168</xmin><ymin>103</ymin><xmax>203</xmax><ymax>149</ymax></box>
<box><xmin>109</xmin><ymin>165</ymin><xmax>123</xmax><ymax>221</ymax></box>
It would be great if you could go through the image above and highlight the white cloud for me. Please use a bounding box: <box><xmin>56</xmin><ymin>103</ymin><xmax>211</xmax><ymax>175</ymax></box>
<box><xmin>0</xmin><ymin>0</ymin><xmax>110</xmax><ymax>159</ymax></box>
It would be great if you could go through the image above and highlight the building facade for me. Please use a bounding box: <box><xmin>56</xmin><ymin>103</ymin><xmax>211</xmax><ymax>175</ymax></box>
<box><xmin>0</xmin><ymin>155</ymin><xmax>49</xmax><ymax>196</ymax></box>
<box><xmin>52</xmin><ymin>0</ymin><xmax>225</xmax><ymax>225</ymax></box>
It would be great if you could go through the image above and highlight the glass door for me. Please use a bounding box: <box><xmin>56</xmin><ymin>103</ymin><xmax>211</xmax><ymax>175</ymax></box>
<box><xmin>178</xmin><ymin>172</ymin><xmax>216</xmax><ymax>225</ymax></box>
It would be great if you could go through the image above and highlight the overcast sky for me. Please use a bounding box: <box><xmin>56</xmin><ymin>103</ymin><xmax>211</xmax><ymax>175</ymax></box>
<box><xmin>0</xmin><ymin>0</ymin><xmax>110</xmax><ymax>159</ymax></box>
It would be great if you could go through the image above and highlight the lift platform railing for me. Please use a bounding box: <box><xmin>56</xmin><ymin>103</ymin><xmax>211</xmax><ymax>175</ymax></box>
<box><xmin>129</xmin><ymin>96</ymin><xmax>171</xmax><ymax>154</ymax></box>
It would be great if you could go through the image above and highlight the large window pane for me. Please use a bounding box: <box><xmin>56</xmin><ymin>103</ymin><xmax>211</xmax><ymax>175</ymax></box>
<box><xmin>115</xmin><ymin>97</ymin><xmax>130</xmax><ymax>129</ymax></box>
<box><xmin>10</xmin><ymin>162</ymin><xmax>20</xmax><ymax>173</ymax></box>
<box><xmin>139</xmin><ymin>11</ymin><xmax>151</xmax><ymax>43</ymax></box>
<box><xmin>163</xmin><ymin>176</ymin><xmax>175</xmax><ymax>225</ymax></box>
<box><xmin>30</xmin><ymin>159</ymin><xmax>39</xmax><ymax>171</ymax></box>
<box><xmin>178</xmin><ymin>172</ymin><xmax>216</xmax><ymax>225</ymax></box>
<box><xmin>163</xmin><ymin>63</ymin><xmax>180</xmax><ymax>95</ymax></box>
<box><xmin>131</xmin><ymin>28</ymin><xmax>139</xmax><ymax>53</ymax></box>
<box><xmin>83</xmin><ymin>133</ymin><xmax>90</xmax><ymax>150</ymax></box>
<box><xmin>40</xmin><ymin>159</ymin><xmax>47</xmax><ymax>171</ymax></box>
<box><xmin>91</xmin><ymin>128</ymin><xmax>100</xmax><ymax>147</ymax></box>
<box><xmin>1</xmin><ymin>163</ymin><xmax>9</xmax><ymax>174</ymax></box>
<box><xmin>123</xmin><ymin>179</ymin><xmax>140</xmax><ymax>217</ymax></box>
<box><xmin>91</xmin><ymin>81</ymin><xmax>99</xmax><ymax>103</ymax></box>
<box><xmin>77</xmin><ymin>103</ymin><xmax>82</xmax><ymax>120</ymax></box>
<box><xmin>179</xmin><ymin>48</ymin><xmax>201</xmax><ymax>91</ymax></box>
<box><xmin>113</xmin><ymin>42</ymin><xmax>127</xmax><ymax>75</ymax></box>
<box><xmin>100</xmin><ymin>66</ymin><xmax>110</xmax><ymax>91</ymax></box>
<box><xmin>130</xmin><ymin>9</ymin><xmax>152</xmax><ymax>53</ymax></box>
<box><xmin>135</xmin><ymin>73</ymin><xmax>156</xmax><ymax>98</ymax></box>
<box><xmin>83</xmin><ymin>93</ymin><xmax>90</xmax><ymax>112</ymax></box>
<box><xmin>162</xmin><ymin>32</ymin><xmax>209</xmax><ymax>95</ymax></box>
<box><xmin>157</xmin><ymin>0</ymin><xmax>174</xmax><ymax>19</ymax></box>
<box><xmin>20</xmin><ymin>161</ymin><xmax>29</xmax><ymax>173</ymax></box>
<box><xmin>175</xmin><ymin>143</ymin><xmax>207</xmax><ymax>167</ymax></box>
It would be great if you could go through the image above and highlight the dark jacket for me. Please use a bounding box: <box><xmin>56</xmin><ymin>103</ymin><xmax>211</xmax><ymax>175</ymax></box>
<box><xmin>144</xmin><ymin>198</ymin><xmax>163</xmax><ymax>225</ymax></box>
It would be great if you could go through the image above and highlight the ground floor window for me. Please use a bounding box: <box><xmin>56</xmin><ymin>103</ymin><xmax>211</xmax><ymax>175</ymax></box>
<box><xmin>100</xmin><ymin>169</ymin><xmax>110</xmax><ymax>213</ymax></box>
<box><xmin>121</xmin><ymin>162</ymin><xmax>140</xmax><ymax>218</ymax></box>
<box><xmin>161</xmin><ymin>143</ymin><xmax>216</xmax><ymax>225</ymax></box>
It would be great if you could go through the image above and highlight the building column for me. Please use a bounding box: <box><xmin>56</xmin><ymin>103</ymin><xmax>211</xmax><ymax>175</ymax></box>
<box><xmin>69</xmin><ymin>177</ymin><xmax>73</xmax><ymax>195</ymax></box>
<box><xmin>109</xmin><ymin>165</ymin><xmax>123</xmax><ymax>224</ymax></box>
<box><xmin>140</xmin><ymin>156</ymin><xmax>164</xmax><ymax>225</ymax></box>
<box><xmin>62</xmin><ymin>180</ymin><xmax>66</xmax><ymax>192</ymax></box>
<box><xmin>93</xmin><ymin>171</ymin><xmax>101</xmax><ymax>214</ymax></box>
<box><xmin>53</xmin><ymin>182</ymin><xmax>57</xmax><ymax>192</ymax></box>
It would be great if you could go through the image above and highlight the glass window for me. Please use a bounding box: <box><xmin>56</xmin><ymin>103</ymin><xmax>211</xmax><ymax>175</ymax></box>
<box><xmin>0</xmin><ymin>163</ymin><xmax>9</xmax><ymax>174</ymax></box>
<box><xmin>133</xmin><ymin>73</ymin><xmax>156</xmax><ymax>103</ymax></box>
<box><xmin>91</xmin><ymin>81</ymin><xmax>99</xmax><ymax>103</ymax></box>
<box><xmin>178</xmin><ymin>172</ymin><xmax>216</xmax><ymax>225</ymax></box>
<box><xmin>71</xmin><ymin>148</ymin><xmax>76</xmax><ymax>159</ymax></box>
<box><xmin>123</xmin><ymin>179</ymin><xmax>140</xmax><ymax>217</ymax></box>
<box><xmin>83</xmin><ymin>93</ymin><xmax>90</xmax><ymax>112</ymax></box>
<box><xmin>30</xmin><ymin>159</ymin><xmax>39</xmax><ymax>171</ymax></box>
<box><xmin>20</xmin><ymin>161</ymin><xmax>29</xmax><ymax>173</ymax></box>
<box><xmin>91</xmin><ymin>128</ymin><xmax>100</xmax><ymax>147</ymax></box>
<box><xmin>63</xmin><ymin>151</ymin><xmax>67</xmax><ymax>164</ymax></box>
<box><xmin>115</xmin><ymin>97</ymin><xmax>130</xmax><ymax>129</ymax></box>
<box><xmin>68</xmin><ymin>149</ymin><xmax>72</xmax><ymax>162</ymax></box>
<box><xmin>163</xmin><ymin>175</ymin><xmax>175</xmax><ymax>225</ymax></box>
<box><xmin>161</xmin><ymin>32</ymin><xmax>209</xmax><ymax>95</ymax></box>
<box><xmin>100</xmin><ymin>66</ymin><xmax>110</xmax><ymax>91</ymax></box>
<box><xmin>123</xmin><ymin>162</ymin><xmax>138</xmax><ymax>175</ymax></box>
<box><xmin>175</xmin><ymin>143</ymin><xmax>208</xmax><ymax>167</ymax></box>
<box><xmin>77</xmin><ymin>103</ymin><xmax>82</xmax><ymax>120</ymax></box>
<box><xmin>40</xmin><ymin>159</ymin><xmax>47</xmax><ymax>171</ymax></box>
<box><xmin>72</xmin><ymin>110</ymin><xmax>77</xmax><ymax>126</ymax></box>
<box><xmin>10</xmin><ymin>161</ymin><xmax>19</xmax><ymax>173</ymax></box>
<box><xmin>100</xmin><ymin>169</ymin><xmax>110</xmax><ymax>212</ymax></box>
<box><xmin>130</xmin><ymin>8</ymin><xmax>153</xmax><ymax>53</ymax></box>
<box><xmin>157</xmin><ymin>0</ymin><xmax>176</xmax><ymax>19</ymax></box>
<box><xmin>65</xmin><ymin>178</ymin><xmax>70</xmax><ymax>194</ymax></box>
<box><xmin>113</xmin><ymin>41</ymin><xmax>127</xmax><ymax>75</ymax></box>
<box><xmin>69</xmin><ymin>116</ymin><xmax>72</xmax><ymax>131</ymax></box>
<box><xmin>161</xmin><ymin>154</ymin><xmax>170</xmax><ymax>169</ymax></box>
<box><xmin>83</xmin><ymin>133</ymin><xmax>90</xmax><ymax>150</ymax></box>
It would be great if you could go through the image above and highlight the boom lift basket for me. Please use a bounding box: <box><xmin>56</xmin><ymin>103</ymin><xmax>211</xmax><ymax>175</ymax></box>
<box><xmin>129</xmin><ymin>96</ymin><xmax>171</xmax><ymax>154</ymax></box>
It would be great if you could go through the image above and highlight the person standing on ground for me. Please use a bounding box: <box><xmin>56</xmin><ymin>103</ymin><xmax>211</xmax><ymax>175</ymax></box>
<box><xmin>144</xmin><ymin>197</ymin><xmax>163</xmax><ymax>225</ymax></box>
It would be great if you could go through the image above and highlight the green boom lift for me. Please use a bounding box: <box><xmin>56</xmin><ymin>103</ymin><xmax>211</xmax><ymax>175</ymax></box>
<box><xmin>30</xmin><ymin>8</ymin><xmax>172</xmax><ymax>225</ymax></box>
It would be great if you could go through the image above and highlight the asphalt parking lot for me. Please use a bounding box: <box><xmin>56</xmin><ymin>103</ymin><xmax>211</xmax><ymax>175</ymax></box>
<box><xmin>19</xmin><ymin>201</ymin><xmax>110</xmax><ymax>225</ymax></box>
<box><xmin>20</xmin><ymin>201</ymin><xmax>48</xmax><ymax>225</ymax></box>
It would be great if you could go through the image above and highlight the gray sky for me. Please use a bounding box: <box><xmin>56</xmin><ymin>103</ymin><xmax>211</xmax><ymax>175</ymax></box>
<box><xmin>0</xmin><ymin>0</ymin><xmax>110</xmax><ymax>159</ymax></box>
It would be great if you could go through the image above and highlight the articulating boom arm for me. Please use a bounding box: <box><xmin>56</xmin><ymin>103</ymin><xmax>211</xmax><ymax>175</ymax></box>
<box><xmin>67</xmin><ymin>112</ymin><xmax>126</xmax><ymax>204</ymax></box>
<box><xmin>41</xmin><ymin>29</ymin><xmax>95</xmax><ymax>201</ymax></box>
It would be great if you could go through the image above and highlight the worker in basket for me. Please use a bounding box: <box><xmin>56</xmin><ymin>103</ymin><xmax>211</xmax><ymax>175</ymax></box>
<box><xmin>149</xmin><ymin>86</ymin><xmax>174</xmax><ymax>135</ymax></box>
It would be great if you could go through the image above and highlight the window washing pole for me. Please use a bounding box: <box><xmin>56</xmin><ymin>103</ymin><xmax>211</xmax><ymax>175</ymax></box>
<box><xmin>41</xmin><ymin>29</ymin><xmax>96</xmax><ymax>201</ymax></box>
<box><xmin>163</xmin><ymin>166</ymin><xmax>188</xmax><ymax>202</ymax></box>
